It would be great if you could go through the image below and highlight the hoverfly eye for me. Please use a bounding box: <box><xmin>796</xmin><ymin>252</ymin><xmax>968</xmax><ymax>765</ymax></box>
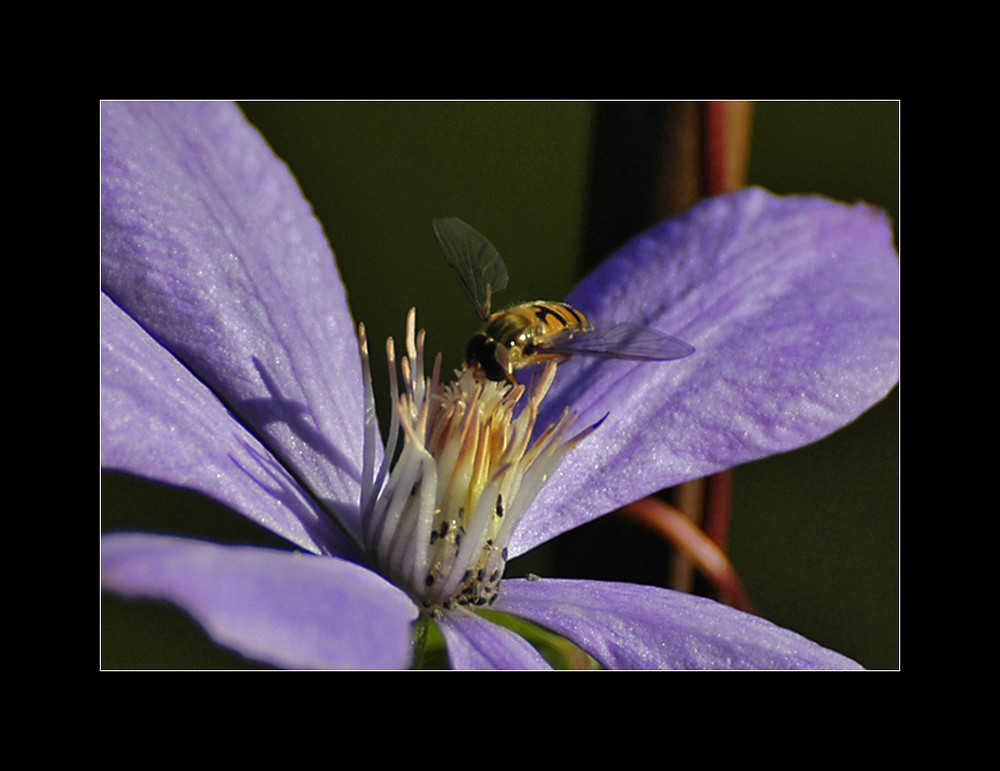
<box><xmin>465</xmin><ymin>334</ymin><xmax>488</xmax><ymax>367</ymax></box>
<box><xmin>466</xmin><ymin>334</ymin><xmax>510</xmax><ymax>383</ymax></box>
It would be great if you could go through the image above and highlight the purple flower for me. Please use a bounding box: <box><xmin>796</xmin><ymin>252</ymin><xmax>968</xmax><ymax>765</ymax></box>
<box><xmin>101</xmin><ymin>102</ymin><xmax>899</xmax><ymax>670</ymax></box>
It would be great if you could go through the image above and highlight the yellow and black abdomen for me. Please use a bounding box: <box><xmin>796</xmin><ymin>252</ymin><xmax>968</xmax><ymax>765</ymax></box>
<box><xmin>470</xmin><ymin>302</ymin><xmax>593</xmax><ymax>380</ymax></box>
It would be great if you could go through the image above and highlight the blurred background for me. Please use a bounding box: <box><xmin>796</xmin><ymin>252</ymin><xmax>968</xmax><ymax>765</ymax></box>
<box><xmin>102</xmin><ymin>101</ymin><xmax>899</xmax><ymax>669</ymax></box>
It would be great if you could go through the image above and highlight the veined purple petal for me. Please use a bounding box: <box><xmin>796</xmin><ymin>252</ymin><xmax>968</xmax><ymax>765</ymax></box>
<box><xmin>514</xmin><ymin>188</ymin><xmax>899</xmax><ymax>554</ymax></box>
<box><xmin>101</xmin><ymin>533</ymin><xmax>419</xmax><ymax>670</ymax></box>
<box><xmin>494</xmin><ymin>577</ymin><xmax>863</xmax><ymax>670</ymax></box>
<box><xmin>434</xmin><ymin>606</ymin><xmax>552</xmax><ymax>670</ymax></box>
<box><xmin>101</xmin><ymin>293</ymin><xmax>356</xmax><ymax>558</ymax></box>
<box><xmin>100</xmin><ymin>102</ymin><xmax>368</xmax><ymax>541</ymax></box>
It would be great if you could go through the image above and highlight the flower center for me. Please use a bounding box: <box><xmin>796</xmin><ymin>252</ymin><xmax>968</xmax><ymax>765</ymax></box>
<box><xmin>358</xmin><ymin>309</ymin><xmax>598</xmax><ymax>610</ymax></box>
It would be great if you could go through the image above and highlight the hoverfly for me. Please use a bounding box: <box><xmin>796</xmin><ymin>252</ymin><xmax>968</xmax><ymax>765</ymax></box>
<box><xmin>432</xmin><ymin>217</ymin><xmax>695</xmax><ymax>384</ymax></box>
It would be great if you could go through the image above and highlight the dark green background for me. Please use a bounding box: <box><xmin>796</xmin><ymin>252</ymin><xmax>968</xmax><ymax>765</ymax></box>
<box><xmin>102</xmin><ymin>101</ymin><xmax>899</xmax><ymax>669</ymax></box>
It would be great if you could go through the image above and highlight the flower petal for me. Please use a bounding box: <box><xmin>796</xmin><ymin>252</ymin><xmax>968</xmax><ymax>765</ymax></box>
<box><xmin>494</xmin><ymin>577</ymin><xmax>862</xmax><ymax>670</ymax></box>
<box><xmin>515</xmin><ymin>188</ymin><xmax>899</xmax><ymax>553</ymax></box>
<box><xmin>435</xmin><ymin>606</ymin><xmax>552</xmax><ymax>670</ymax></box>
<box><xmin>100</xmin><ymin>102</ymin><xmax>368</xmax><ymax>540</ymax></box>
<box><xmin>101</xmin><ymin>293</ymin><xmax>356</xmax><ymax>557</ymax></box>
<box><xmin>101</xmin><ymin>533</ymin><xmax>419</xmax><ymax>670</ymax></box>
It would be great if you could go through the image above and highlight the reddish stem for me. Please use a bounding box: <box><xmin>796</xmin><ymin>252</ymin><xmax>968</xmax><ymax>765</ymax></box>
<box><xmin>621</xmin><ymin>497</ymin><xmax>756</xmax><ymax>614</ymax></box>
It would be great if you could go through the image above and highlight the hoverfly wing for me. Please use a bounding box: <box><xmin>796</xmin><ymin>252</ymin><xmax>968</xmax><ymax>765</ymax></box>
<box><xmin>541</xmin><ymin>322</ymin><xmax>695</xmax><ymax>361</ymax></box>
<box><xmin>432</xmin><ymin>217</ymin><xmax>509</xmax><ymax>321</ymax></box>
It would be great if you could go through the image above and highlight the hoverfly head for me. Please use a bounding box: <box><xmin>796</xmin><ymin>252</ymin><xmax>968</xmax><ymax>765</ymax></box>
<box><xmin>465</xmin><ymin>333</ymin><xmax>512</xmax><ymax>384</ymax></box>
